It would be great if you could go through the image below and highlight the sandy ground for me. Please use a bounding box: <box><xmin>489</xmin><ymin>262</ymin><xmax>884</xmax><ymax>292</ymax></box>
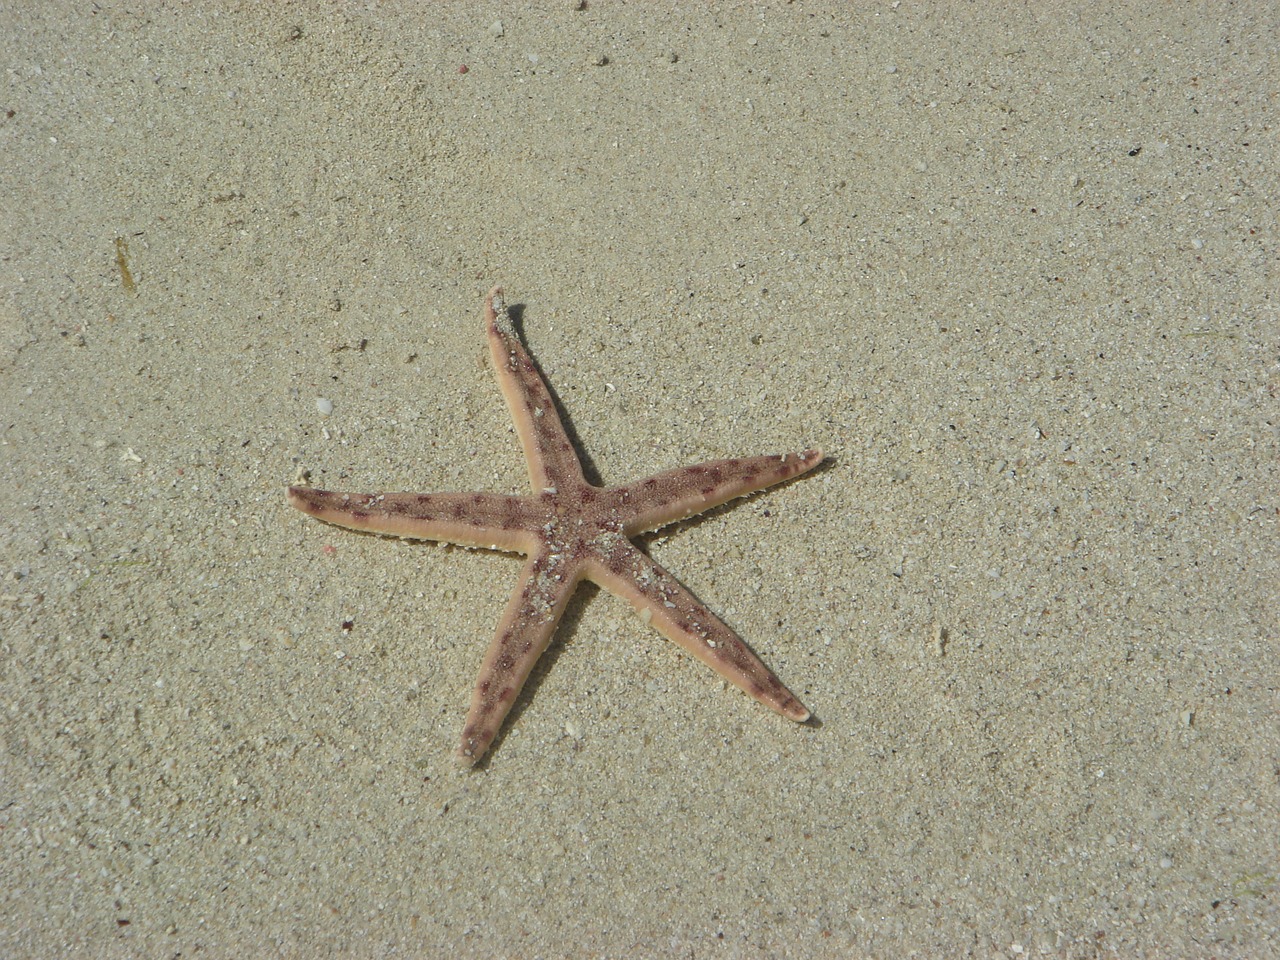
<box><xmin>2</xmin><ymin>2</ymin><xmax>1276</xmax><ymax>956</ymax></box>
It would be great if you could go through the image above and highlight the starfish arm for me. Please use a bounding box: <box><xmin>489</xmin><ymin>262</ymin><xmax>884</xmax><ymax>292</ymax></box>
<box><xmin>456</xmin><ymin>548</ymin><xmax>583</xmax><ymax>766</ymax></box>
<box><xmin>611</xmin><ymin>449</ymin><xmax>823</xmax><ymax>535</ymax></box>
<box><xmin>586</xmin><ymin>541</ymin><xmax>810</xmax><ymax>724</ymax></box>
<box><xmin>484</xmin><ymin>287</ymin><xmax>587</xmax><ymax>493</ymax></box>
<box><xmin>286</xmin><ymin>486</ymin><xmax>543</xmax><ymax>553</ymax></box>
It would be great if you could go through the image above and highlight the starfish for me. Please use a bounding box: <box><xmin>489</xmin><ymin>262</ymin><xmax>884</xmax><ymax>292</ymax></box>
<box><xmin>287</xmin><ymin>287</ymin><xmax>822</xmax><ymax>766</ymax></box>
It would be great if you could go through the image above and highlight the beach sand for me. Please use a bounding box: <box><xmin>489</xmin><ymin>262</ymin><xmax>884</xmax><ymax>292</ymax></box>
<box><xmin>1</xmin><ymin>2</ymin><xmax>1275</xmax><ymax>956</ymax></box>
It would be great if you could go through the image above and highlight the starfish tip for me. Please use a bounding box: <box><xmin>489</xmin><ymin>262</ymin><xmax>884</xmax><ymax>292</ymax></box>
<box><xmin>485</xmin><ymin>285</ymin><xmax>505</xmax><ymax>317</ymax></box>
<box><xmin>285</xmin><ymin>485</ymin><xmax>321</xmax><ymax>513</ymax></box>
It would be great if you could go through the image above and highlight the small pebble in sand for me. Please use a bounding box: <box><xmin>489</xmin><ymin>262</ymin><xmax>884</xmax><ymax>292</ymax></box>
<box><xmin>316</xmin><ymin>397</ymin><xmax>334</xmax><ymax>417</ymax></box>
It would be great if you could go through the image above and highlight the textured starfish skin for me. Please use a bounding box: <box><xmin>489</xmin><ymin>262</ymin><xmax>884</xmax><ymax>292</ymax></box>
<box><xmin>287</xmin><ymin>287</ymin><xmax>822</xmax><ymax>766</ymax></box>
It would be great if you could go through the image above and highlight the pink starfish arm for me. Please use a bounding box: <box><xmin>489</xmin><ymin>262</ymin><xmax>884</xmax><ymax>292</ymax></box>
<box><xmin>484</xmin><ymin>288</ymin><xmax>586</xmax><ymax>492</ymax></box>
<box><xmin>457</xmin><ymin>548</ymin><xmax>583</xmax><ymax>764</ymax></box>
<box><xmin>285</xmin><ymin>487</ymin><xmax>544</xmax><ymax>553</ymax></box>
<box><xmin>585</xmin><ymin>539</ymin><xmax>811</xmax><ymax>723</ymax></box>
<box><xmin>609</xmin><ymin>450</ymin><xmax>824</xmax><ymax>535</ymax></box>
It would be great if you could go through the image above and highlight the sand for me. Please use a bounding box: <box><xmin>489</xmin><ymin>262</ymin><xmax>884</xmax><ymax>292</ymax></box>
<box><xmin>1</xmin><ymin>2</ymin><xmax>1276</xmax><ymax>956</ymax></box>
